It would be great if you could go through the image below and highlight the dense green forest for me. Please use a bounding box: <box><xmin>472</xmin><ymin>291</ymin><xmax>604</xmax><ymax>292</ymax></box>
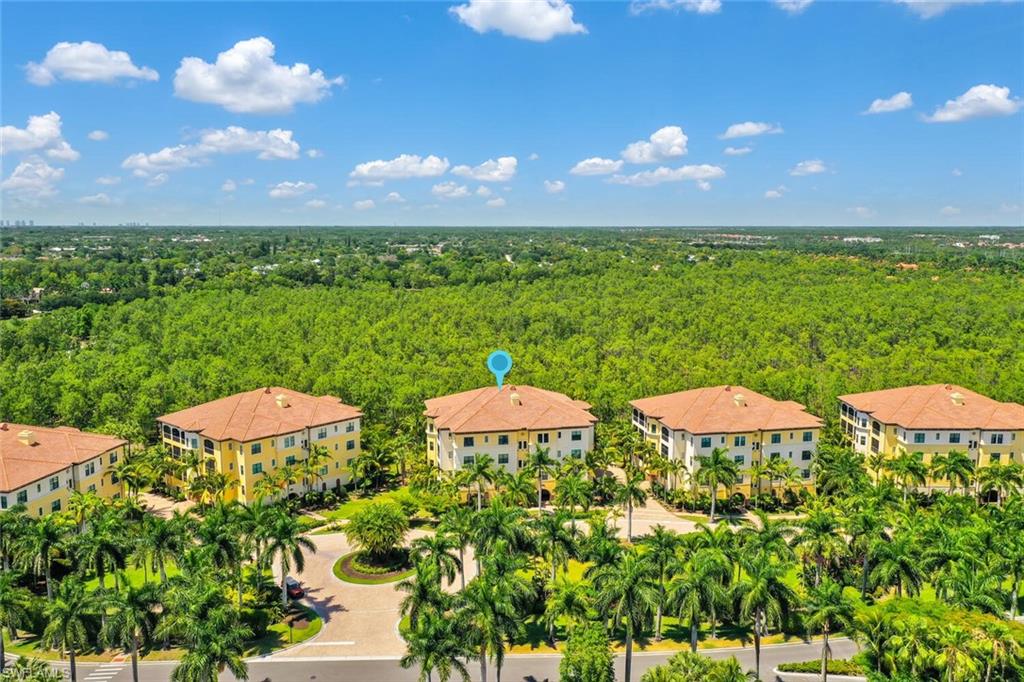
<box><xmin>2</xmin><ymin>227</ymin><xmax>1023</xmax><ymax>438</ymax></box>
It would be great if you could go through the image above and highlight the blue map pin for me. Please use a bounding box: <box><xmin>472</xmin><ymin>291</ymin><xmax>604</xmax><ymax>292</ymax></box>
<box><xmin>487</xmin><ymin>350</ymin><xmax>513</xmax><ymax>390</ymax></box>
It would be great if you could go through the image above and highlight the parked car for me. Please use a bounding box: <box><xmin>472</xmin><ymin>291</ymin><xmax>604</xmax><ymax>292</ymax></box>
<box><xmin>285</xmin><ymin>578</ymin><xmax>305</xmax><ymax>599</ymax></box>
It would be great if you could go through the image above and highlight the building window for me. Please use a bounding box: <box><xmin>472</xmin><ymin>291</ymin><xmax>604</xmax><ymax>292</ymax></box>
<box><xmin>346</xmin><ymin>440</ymin><xmax>356</xmax><ymax>451</ymax></box>
<box><xmin>733</xmin><ymin>455</ymin><xmax>744</xmax><ymax>464</ymax></box>
<box><xmin>571</xmin><ymin>430</ymin><xmax>582</xmax><ymax>441</ymax></box>
<box><xmin>700</xmin><ymin>436</ymin><xmax>712</xmax><ymax>448</ymax></box>
<box><xmin>463</xmin><ymin>437</ymin><xmax>475</xmax><ymax>447</ymax></box>
<box><xmin>318</xmin><ymin>428</ymin><xmax>328</xmax><ymax>440</ymax></box>
<box><xmin>571</xmin><ymin>449</ymin><xmax>582</xmax><ymax>457</ymax></box>
<box><xmin>734</xmin><ymin>436</ymin><xmax>746</xmax><ymax>447</ymax></box>
<box><xmin>802</xmin><ymin>469</ymin><xmax>811</xmax><ymax>479</ymax></box>
<box><xmin>111</xmin><ymin>473</ymin><xmax>120</xmax><ymax>484</ymax></box>
<box><xmin>498</xmin><ymin>435</ymin><xmax>509</xmax><ymax>445</ymax></box>
<box><xmin>84</xmin><ymin>462</ymin><xmax>96</xmax><ymax>476</ymax></box>
<box><xmin>950</xmin><ymin>433</ymin><xmax>961</xmax><ymax>444</ymax></box>
<box><xmin>252</xmin><ymin>463</ymin><xmax>263</xmax><ymax>475</ymax></box>
<box><xmin>319</xmin><ymin>466</ymin><xmax>328</xmax><ymax>475</ymax></box>
<box><xmin>870</xmin><ymin>438</ymin><xmax>879</xmax><ymax>453</ymax></box>
<box><xmin>428</xmin><ymin>441</ymin><xmax>435</xmax><ymax>451</ymax></box>
<box><xmin>498</xmin><ymin>454</ymin><xmax>509</xmax><ymax>464</ymax></box>
<box><xmin>518</xmin><ymin>441</ymin><xmax>528</xmax><ymax>450</ymax></box>
<box><xmin>285</xmin><ymin>456</ymin><xmax>296</xmax><ymax>466</ymax></box>
<box><xmin>992</xmin><ymin>453</ymin><xmax>1002</xmax><ymax>463</ymax></box>
<box><xmin>802</xmin><ymin>431</ymin><xmax>813</xmax><ymax>442</ymax></box>
<box><xmin>204</xmin><ymin>439</ymin><xmax>215</xmax><ymax>455</ymax></box>
<box><xmin>537</xmin><ymin>433</ymin><xmax>550</xmax><ymax>444</ymax></box>
<box><xmin>51</xmin><ymin>500</ymin><xmax>61</xmax><ymax>512</ymax></box>
<box><xmin>661</xmin><ymin>445</ymin><xmax>669</xmax><ymax>456</ymax></box>
<box><xmin>283</xmin><ymin>436</ymin><xmax>296</xmax><ymax>448</ymax></box>
<box><xmin>109</xmin><ymin>452</ymin><xmax>118</xmax><ymax>464</ymax></box>
<box><xmin>913</xmin><ymin>433</ymin><xmax>926</xmax><ymax>444</ymax></box>
<box><xmin>347</xmin><ymin>422</ymin><xmax>355</xmax><ymax>433</ymax></box>
<box><xmin>649</xmin><ymin>423</ymin><xmax>657</xmax><ymax>434</ymax></box>
<box><xmin>49</xmin><ymin>476</ymin><xmax>60</xmax><ymax>491</ymax></box>
<box><xmin>463</xmin><ymin>455</ymin><xmax>475</xmax><ymax>466</ymax></box>
<box><xmin>0</xmin><ymin>497</ymin><xmax>5</xmax><ymax>510</ymax></box>
<box><xmin>16</xmin><ymin>491</ymin><xmax>27</xmax><ymax>504</ymax></box>
<box><xmin>346</xmin><ymin>458</ymin><xmax>354</xmax><ymax>467</ymax></box>
<box><xmin>801</xmin><ymin>450</ymin><xmax>812</xmax><ymax>460</ymax></box>
<box><xmin>771</xmin><ymin>433</ymin><xmax>781</xmax><ymax>444</ymax></box>
<box><xmin>992</xmin><ymin>434</ymin><xmax>1005</xmax><ymax>445</ymax></box>
<box><xmin>87</xmin><ymin>484</ymin><xmax>96</xmax><ymax>493</ymax></box>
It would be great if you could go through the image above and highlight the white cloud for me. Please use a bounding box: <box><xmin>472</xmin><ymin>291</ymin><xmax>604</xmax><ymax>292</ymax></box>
<box><xmin>621</xmin><ymin>126</ymin><xmax>688</xmax><ymax>164</ymax></box>
<box><xmin>88</xmin><ymin>130</ymin><xmax>109</xmax><ymax>141</ymax></box>
<box><xmin>26</xmin><ymin>41</ymin><xmax>158</xmax><ymax>86</ymax></box>
<box><xmin>305</xmin><ymin>199</ymin><xmax>327</xmax><ymax>208</ymax></box>
<box><xmin>924</xmin><ymin>84</ymin><xmax>1022</xmax><ymax>123</ymax></box>
<box><xmin>350</xmin><ymin>154</ymin><xmax>450</xmax><ymax>182</ymax></box>
<box><xmin>848</xmin><ymin>206</ymin><xmax>876</xmax><ymax>218</ymax></box>
<box><xmin>306</xmin><ymin>148</ymin><xmax>324</xmax><ymax>158</ymax></box>
<box><xmin>774</xmin><ymin>0</ymin><xmax>814</xmax><ymax>13</ymax></box>
<box><xmin>544</xmin><ymin>179</ymin><xmax>566</xmax><ymax>193</ymax></box>
<box><xmin>432</xmin><ymin>181</ymin><xmax>471</xmax><ymax>199</ymax></box>
<box><xmin>789</xmin><ymin>159</ymin><xmax>828</xmax><ymax>176</ymax></box>
<box><xmin>354</xmin><ymin>199</ymin><xmax>375</xmax><ymax>211</ymax></box>
<box><xmin>450</xmin><ymin>0</ymin><xmax>586</xmax><ymax>41</ymax></box>
<box><xmin>1</xmin><ymin>156</ymin><xmax>64</xmax><ymax>200</ymax></box>
<box><xmin>608</xmin><ymin>164</ymin><xmax>725</xmax><ymax>187</ymax></box>
<box><xmin>864</xmin><ymin>91</ymin><xmax>913</xmax><ymax>114</ymax></box>
<box><xmin>1</xmin><ymin>112</ymin><xmax>79</xmax><ymax>161</ymax></box>
<box><xmin>96</xmin><ymin>175</ymin><xmax>121</xmax><ymax>185</ymax></box>
<box><xmin>764</xmin><ymin>186</ymin><xmax>787</xmax><ymax>199</ymax></box>
<box><xmin>952</xmin><ymin>168</ymin><xmax>963</xmax><ymax>177</ymax></box>
<box><xmin>452</xmin><ymin>156</ymin><xmax>518</xmax><ymax>182</ymax></box>
<box><xmin>720</xmin><ymin>121</ymin><xmax>784</xmax><ymax>139</ymax></box>
<box><xmin>174</xmin><ymin>37</ymin><xmax>342</xmax><ymax>114</ymax></box>
<box><xmin>486</xmin><ymin>197</ymin><xmax>507</xmax><ymax>208</ymax></box>
<box><xmin>723</xmin><ymin>146</ymin><xmax>753</xmax><ymax>156</ymax></box>
<box><xmin>630</xmin><ymin>0</ymin><xmax>722</xmax><ymax>14</ymax></box>
<box><xmin>570</xmin><ymin>157</ymin><xmax>623</xmax><ymax>176</ymax></box>
<box><xmin>384</xmin><ymin>191</ymin><xmax>406</xmax><ymax>203</ymax></box>
<box><xmin>147</xmin><ymin>173</ymin><xmax>169</xmax><ymax>187</ymax></box>
<box><xmin>222</xmin><ymin>179</ymin><xmax>237</xmax><ymax>192</ymax></box>
<box><xmin>78</xmin><ymin>192</ymin><xmax>112</xmax><ymax>206</ymax></box>
<box><xmin>269</xmin><ymin>181</ymin><xmax>317</xmax><ymax>198</ymax></box>
<box><xmin>528</xmin><ymin>152</ymin><xmax>540</xmax><ymax>161</ymax></box>
<box><xmin>895</xmin><ymin>0</ymin><xmax>990</xmax><ymax>19</ymax></box>
<box><xmin>940</xmin><ymin>205</ymin><xmax>961</xmax><ymax>216</ymax></box>
<box><xmin>122</xmin><ymin>126</ymin><xmax>300</xmax><ymax>177</ymax></box>
<box><xmin>476</xmin><ymin>186</ymin><xmax>493</xmax><ymax>197</ymax></box>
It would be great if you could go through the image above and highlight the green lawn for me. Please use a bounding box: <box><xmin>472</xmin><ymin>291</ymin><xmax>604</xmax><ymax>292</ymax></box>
<box><xmin>321</xmin><ymin>488</ymin><xmax>410</xmax><ymax>521</ymax></box>
<box><xmin>85</xmin><ymin>563</ymin><xmax>180</xmax><ymax>591</ymax></box>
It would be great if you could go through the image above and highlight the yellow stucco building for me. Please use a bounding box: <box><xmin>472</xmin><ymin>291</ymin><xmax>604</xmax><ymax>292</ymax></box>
<box><xmin>630</xmin><ymin>385</ymin><xmax>823</xmax><ymax>498</ymax></box>
<box><xmin>158</xmin><ymin>387</ymin><xmax>363</xmax><ymax>504</ymax></box>
<box><xmin>838</xmin><ymin>383</ymin><xmax>1024</xmax><ymax>486</ymax></box>
<box><xmin>0</xmin><ymin>423</ymin><xmax>127</xmax><ymax>517</ymax></box>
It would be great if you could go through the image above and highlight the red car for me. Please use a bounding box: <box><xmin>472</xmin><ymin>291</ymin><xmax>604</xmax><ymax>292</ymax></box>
<box><xmin>286</xmin><ymin>579</ymin><xmax>305</xmax><ymax>599</ymax></box>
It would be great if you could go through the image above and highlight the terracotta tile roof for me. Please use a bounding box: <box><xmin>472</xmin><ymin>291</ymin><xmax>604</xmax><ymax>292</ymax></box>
<box><xmin>838</xmin><ymin>384</ymin><xmax>1024</xmax><ymax>430</ymax></box>
<box><xmin>424</xmin><ymin>385</ymin><xmax>598</xmax><ymax>433</ymax></box>
<box><xmin>158</xmin><ymin>387</ymin><xmax>363</xmax><ymax>442</ymax></box>
<box><xmin>630</xmin><ymin>385</ymin><xmax>823</xmax><ymax>434</ymax></box>
<box><xmin>0</xmin><ymin>423</ymin><xmax>126</xmax><ymax>492</ymax></box>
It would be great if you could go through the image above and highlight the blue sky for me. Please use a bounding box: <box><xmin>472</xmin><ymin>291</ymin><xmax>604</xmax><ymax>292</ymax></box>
<box><xmin>2</xmin><ymin>0</ymin><xmax>1022</xmax><ymax>226</ymax></box>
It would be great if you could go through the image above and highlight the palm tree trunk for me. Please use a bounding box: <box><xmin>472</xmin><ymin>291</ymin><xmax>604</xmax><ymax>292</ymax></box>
<box><xmin>70</xmin><ymin>648</ymin><xmax>77</xmax><ymax>682</ymax></box>
<box><xmin>821</xmin><ymin>627</ymin><xmax>829</xmax><ymax>682</ymax></box>
<box><xmin>1011</xmin><ymin>577</ymin><xmax>1019</xmax><ymax>618</ymax></box>
<box><xmin>861</xmin><ymin>553</ymin><xmax>870</xmax><ymax>598</ymax></box>
<box><xmin>44</xmin><ymin>560</ymin><xmax>52</xmax><ymax>601</ymax></box>
<box><xmin>459</xmin><ymin>547</ymin><xmax>466</xmax><ymax>591</ymax></box>
<box><xmin>0</xmin><ymin>627</ymin><xmax>5</xmax><ymax>673</ymax></box>
<box><xmin>131</xmin><ymin>636</ymin><xmax>139</xmax><ymax>682</ymax></box>
<box><xmin>280</xmin><ymin>561</ymin><xmax>289</xmax><ymax>607</ymax></box>
<box><xmin>624</xmin><ymin>625</ymin><xmax>633</xmax><ymax>682</ymax></box>
<box><xmin>480</xmin><ymin>644</ymin><xmax>487</xmax><ymax>682</ymax></box>
<box><xmin>690</xmin><ymin>619</ymin><xmax>698</xmax><ymax>652</ymax></box>
<box><xmin>754</xmin><ymin>609</ymin><xmax>762</xmax><ymax>681</ymax></box>
<box><xmin>537</xmin><ymin>478</ymin><xmax>543</xmax><ymax>510</ymax></box>
<box><xmin>627</xmin><ymin>498</ymin><xmax>633</xmax><ymax>541</ymax></box>
<box><xmin>476</xmin><ymin>486</ymin><xmax>482</xmax><ymax>512</ymax></box>
<box><xmin>238</xmin><ymin>563</ymin><xmax>244</xmax><ymax>610</ymax></box>
<box><xmin>709</xmin><ymin>485</ymin><xmax>717</xmax><ymax>522</ymax></box>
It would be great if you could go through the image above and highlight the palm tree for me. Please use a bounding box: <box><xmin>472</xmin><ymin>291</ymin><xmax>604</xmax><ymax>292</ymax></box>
<box><xmin>667</xmin><ymin>556</ymin><xmax>726</xmax><ymax>652</ymax></box>
<box><xmin>170</xmin><ymin>612</ymin><xmax>251</xmax><ymax>682</ymax></box>
<box><xmin>410</xmin><ymin>533</ymin><xmax>462</xmax><ymax>585</ymax></box>
<box><xmin>103</xmin><ymin>583</ymin><xmax>160</xmax><ymax>682</ymax></box>
<box><xmin>978</xmin><ymin>462</ymin><xmax>1024</xmax><ymax>506</ymax></box>
<box><xmin>17</xmin><ymin>514</ymin><xmax>68</xmax><ymax>601</ymax></box>
<box><xmin>869</xmin><ymin>531</ymin><xmax>924</xmax><ymax>598</ymax></box>
<box><xmin>0</xmin><ymin>506</ymin><xmax>29</xmax><ymax>572</ymax></box>
<box><xmin>746</xmin><ymin>462</ymin><xmax>771</xmax><ymax>507</ymax></box>
<box><xmin>438</xmin><ymin>506</ymin><xmax>474</xmax><ymax>590</ymax></box>
<box><xmin>265</xmin><ymin>511</ymin><xmax>316</xmax><ymax>606</ymax></box>
<box><xmin>275</xmin><ymin>464</ymin><xmax>300</xmax><ymax>498</ymax></box>
<box><xmin>459</xmin><ymin>575</ymin><xmax>521</xmax><ymax>682</ymax></box>
<box><xmin>592</xmin><ymin>548</ymin><xmax>660</xmax><ymax>682</ymax></box>
<box><xmin>641</xmin><ymin>525</ymin><xmax>680</xmax><ymax>640</ymax></box>
<box><xmin>734</xmin><ymin>554</ymin><xmax>797</xmax><ymax>681</ymax></box>
<box><xmin>524</xmin><ymin>446</ymin><xmax>556</xmax><ymax>510</ymax></box>
<box><xmin>532</xmin><ymin>511</ymin><xmax>578</xmax><ymax>583</ymax></box>
<box><xmin>943</xmin><ymin>565</ymin><xmax>1004</xmax><ymax>615</ymax></box>
<box><xmin>695</xmin><ymin>447</ymin><xmax>739</xmax><ymax>522</ymax></box>
<box><xmin>842</xmin><ymin>501</ymin><xmax>886</xmax><ymax>598</ymax></box>
<box><xmin>400</xmin><ymin>611</ymin><xmax>475</xmax><ymax>682</ymax></box>
<box><xmin>791</xmin><ymin>502</ymin><xmax>847</xmax><ymax>587</ymax></box>
<box><xmin>617</xmin><ymin>470</ymin><xmax>648</xmax><ymax>542</ymax></box>
<box><xmin>397</xmin><ymin>561</ymin><xmax>449</xmax><ymax>629</ymax></box>
<box><xmin>554</xmin><ymin>472</ymin><xmax>591</xmax><ymax>533</ymax></box>
<box><xmin>934</xmin><ymin>625</ymin><xmax>982</xmax><ymax>682</ymax></box>
<box><xmin>66</xmin><ymin>490</ymin><xmax>104</xmax><ymax>533</ymax></box>
<box><xmin>353</xmin><ymin>447</ymin><xmax>398</xmax><ymax>492</ymax></box>
<box><xmin>472</xmin><ymin>499</ymin><xmax>532</xmax><ymax>565</ymax></box>
<box><xmin>929</xmin><ymin>450</ymin><xmax>975</xmax><ymax>494</ymax></box>
<box><xmin>544</xmin><ymin>577</ymin><xmax>590</xmax><ymax>643</ymax></box>
<box><xmin>885</xmin><ymin>450</ymin><xmax>928</xmax><ymax>502</ymax></box>
<box><xmin>496</xmin><ymin>469</ymin><xmax>535</xmax><ymax>507</ymax></box>
<box><xmin>466</xmin><ymin>454</ymin><xmax>497</xmax><ymax>511</ymax></box>
<box><xmin>803</xmin><ymin>579</ymin><xmax>855</xmax><ymax>682</ymax></box>
<box><xmin>41</xmin><ymin>578</ymin><xmax>97</xmax><ymax>682</ymax></box>
<box><xmin>739</xmin><ymin>510</ymin><xmax>795</xmax><ymax>563</ymax></box>
<box><xmin>0</xmin><ymin>572</ymin><xmax>31</xmax><ymax>671</ymax></box>
<box><xmin>74</xmin><ymin>520</ymin><xmax>126</xmax><ymax>592</ymax></box>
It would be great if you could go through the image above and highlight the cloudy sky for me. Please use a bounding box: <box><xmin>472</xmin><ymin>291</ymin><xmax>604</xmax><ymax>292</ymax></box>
<box><xmin>2</xmin><ymin>0</ymin><xmax>1022</xmax><ymax>227</ymax></box>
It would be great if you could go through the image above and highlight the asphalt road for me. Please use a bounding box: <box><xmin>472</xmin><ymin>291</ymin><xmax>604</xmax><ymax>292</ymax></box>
<box><xmin>16</xmin><ymin>638</ymin><xmax>859</xmax><ymax>682</ymax></box>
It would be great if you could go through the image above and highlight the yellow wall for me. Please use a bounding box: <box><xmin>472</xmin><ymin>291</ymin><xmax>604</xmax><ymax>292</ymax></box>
<box><xmin>1</xmin><ymin>444</ymin><xmax>126</xmax><ymax>518</ymax></box>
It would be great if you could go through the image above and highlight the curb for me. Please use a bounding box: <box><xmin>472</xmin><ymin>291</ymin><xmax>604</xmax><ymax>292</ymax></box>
<box><xmin>772</xmin><ymin>667</ymin><xmax>867</xmax><ymax>681</ymax></box>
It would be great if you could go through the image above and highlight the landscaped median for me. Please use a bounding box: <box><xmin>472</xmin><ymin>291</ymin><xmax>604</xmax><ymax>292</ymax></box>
<box><xmin>333</xmin><ymin>549</ymin><xmax>415</xmax><ymax>584</ymax></box>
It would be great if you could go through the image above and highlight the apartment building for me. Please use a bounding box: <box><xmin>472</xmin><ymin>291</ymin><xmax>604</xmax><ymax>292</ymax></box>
<box><xmin>424</xmin><ymin>385</ymin><xmax>598</xmax><ymax>482</ymax></box>
<box><xmin>158</xmin><ymin>387</ymin><xmax>362</xmax><ymax>504</ymax></box>
<box><xmin>0</xmin><ymin>423</ymin><xmax>127</xmax><ymax>517</ymax></box>
<box><xmin>838</xmin><ymin>384</ymin><xmax>1024</xmax><ymax>479</ymax></box>
<box><xmin>630</xmin><ymin>385</ymin><xmax>823</xmax><ymax>497</ymax></box>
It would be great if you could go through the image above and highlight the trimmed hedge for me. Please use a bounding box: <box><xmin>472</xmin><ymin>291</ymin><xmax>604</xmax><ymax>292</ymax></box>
<box><xmin>778</xmin><ymin>659</ymin><xmax>865</xmax><ymax>675</ymax></box>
